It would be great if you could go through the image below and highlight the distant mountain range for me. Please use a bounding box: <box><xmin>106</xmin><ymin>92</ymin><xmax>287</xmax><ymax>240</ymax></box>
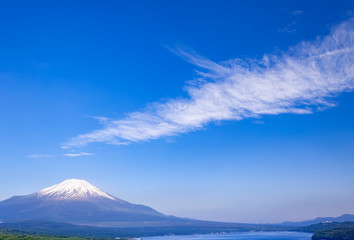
<box><xmin>297</xmin><ymin>221</ymin><xmax>354</xmax><ymax>233</ymax></box>
<box><xmin>280</xmin><ymin>214</ymin><xmax>354</xmax><ymax>227</ymax></box>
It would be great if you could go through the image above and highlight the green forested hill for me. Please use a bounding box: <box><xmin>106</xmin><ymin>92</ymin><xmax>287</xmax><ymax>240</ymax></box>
<box><xmin>0</xmin><ymin>230</ymin><xmax>114</xmax><ymax>240</ymax></box>
<box><xmin>312</xmin><ymin>227</ymin><xmax>354</xmax><ymax>240</ymax></box>
<box><xmin>0</xmin><ymin>220</ymin><xmax>292</xmax><ymax>238</ymax></box>
<box><xmin>298</xmin><ymin>221</ymin><xmax>354</xmax><ymax>232</ymax></box>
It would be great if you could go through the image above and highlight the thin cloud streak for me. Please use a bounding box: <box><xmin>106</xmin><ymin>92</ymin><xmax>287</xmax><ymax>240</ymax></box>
<box><xmin>65</xmin><ymin>18</ymin><xmax>354</xmax><ymax>148</ymax></box>
<box><xmin>63</xmin><ymin>152</ymin><xmax>95</xmax><ymax>157</ymax></box>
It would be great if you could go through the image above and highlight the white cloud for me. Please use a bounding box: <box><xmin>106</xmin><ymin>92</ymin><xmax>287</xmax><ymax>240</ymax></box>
<box><xmin>28</xmin><ymin>154</ymin><xmax>55</xmax><ymax>159</ymax></box>
<box><xmin>279</xmin><ymin>20</ymin><xmax>298</xmax><ymax>34</ymax></box>
<box><xmin>65</xmin><ymin>18</ymin><xmax>354</xmax><ymax>148</ymax></box>
<box><xmin>290</xmin><ymin>10</ymin><xmax>304</xmax><ymax>16</ymax></box>
<box><xmin>63</xmin><ymin>152</ymin><xmax>95</xmax><ymax>157</ymax></box>
<box><xmin>279</xmin><ymin>10</ymin><xmax>304</xmax><ymax>34</ymax></box>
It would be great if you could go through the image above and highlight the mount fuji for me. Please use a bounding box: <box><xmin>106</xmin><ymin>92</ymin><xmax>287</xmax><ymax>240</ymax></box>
<box><xmin>0</xmin><ymin>179</ymin><xmax>173</xmax><ymax>226</ymax></box>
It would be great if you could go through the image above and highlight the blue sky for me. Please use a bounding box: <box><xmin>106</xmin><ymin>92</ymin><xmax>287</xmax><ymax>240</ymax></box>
<box><xmin>0</xmin><ymin>0</ymin><xmax>354</xmax><ymax>223</ymax></box>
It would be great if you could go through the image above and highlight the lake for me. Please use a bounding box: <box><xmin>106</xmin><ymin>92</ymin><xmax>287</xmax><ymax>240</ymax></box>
<box><xmin>142</xmin><ymin>231</ymin><xmax>312</xmax><ymax>240</ymax></box>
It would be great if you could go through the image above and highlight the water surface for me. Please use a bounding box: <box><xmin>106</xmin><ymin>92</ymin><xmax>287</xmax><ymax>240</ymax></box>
<box><xmin>143</xmin><ymin>231</ymin><xmax>312</xmax><ymax>240</ymax></box>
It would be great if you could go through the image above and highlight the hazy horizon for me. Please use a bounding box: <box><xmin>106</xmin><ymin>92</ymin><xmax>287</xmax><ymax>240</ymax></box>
<box><xmin>0</xmin><ymin>0</ymin><xmax>353</xmax><ymax>224</ymax></box>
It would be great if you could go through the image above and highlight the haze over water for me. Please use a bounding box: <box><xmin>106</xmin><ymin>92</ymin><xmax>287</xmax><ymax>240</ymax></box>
<box><xmin>143</xmin><ymin>232</ymin><xmax>312</xmax><ymax>240</ymax></box>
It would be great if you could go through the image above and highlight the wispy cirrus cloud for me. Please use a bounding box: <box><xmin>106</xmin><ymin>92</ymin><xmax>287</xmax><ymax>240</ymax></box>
<box><xmin>65</xmin><ymin>18</ymin><xmax>354</xmax><ymax>148</ymax></box>
<box><xmin>279</xmin><ymin>9</ymin><xmax>304</xmax><ymax>34</ymax></box>
<box><xmin>290</xmin><ymin>10</ymin><xmax>304</xmax><ymax>16</ymax></box>
<box><xmin>63</xmin><ymin>152</ymin><xmax>95</xmax><ymax>157</ymax></box>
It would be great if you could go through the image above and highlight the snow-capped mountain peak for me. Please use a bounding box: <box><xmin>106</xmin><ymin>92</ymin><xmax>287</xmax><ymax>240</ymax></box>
<box><xmin>37</xmin><ymin>179</ymin><xmax>115</xmax><ymax>200</ymax></box>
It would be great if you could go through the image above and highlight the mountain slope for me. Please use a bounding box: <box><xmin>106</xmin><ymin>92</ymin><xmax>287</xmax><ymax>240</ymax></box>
<box><xmin>0</xmin><ymin>179</ymin><xmax>168</xmax><ymax>225</ymax></box>
<box><xmin>297</xmin><ymin>221</ymin><xmax>354</xmax><ymax>233</ymax></box>
<box><xmin>280</xmin><ymin>214</ymin><xmax>354</xmax><ymax>227</ymax></box>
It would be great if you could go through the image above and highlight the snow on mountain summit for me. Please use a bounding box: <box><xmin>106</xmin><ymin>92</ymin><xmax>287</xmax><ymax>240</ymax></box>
<box><xmin>37</xmin><ymin>179</ymin><xmax>115</xmax><ymax>200</ymax></box>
